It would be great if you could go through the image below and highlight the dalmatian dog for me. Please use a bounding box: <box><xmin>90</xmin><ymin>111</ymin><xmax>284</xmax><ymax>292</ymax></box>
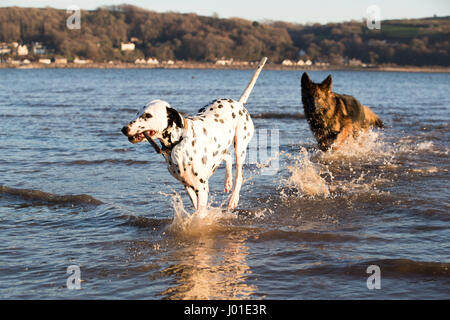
<box><xmin>121</xmin><ymin>58</ymin><xmax>267</xmax><ymax>211</ymax></box>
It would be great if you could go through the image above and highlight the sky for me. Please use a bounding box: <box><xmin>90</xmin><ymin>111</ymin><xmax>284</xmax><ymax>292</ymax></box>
<box><xmin>1</xmin><ymin>0</ymin><xmax>449</xmax><ymax>24</ymax></box>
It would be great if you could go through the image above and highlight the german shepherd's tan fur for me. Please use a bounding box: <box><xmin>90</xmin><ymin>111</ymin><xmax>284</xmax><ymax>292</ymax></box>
<box><xmin>301</xmin><ymin>72</ymin><xmax>384</xmax><ymax>151</ymax></box>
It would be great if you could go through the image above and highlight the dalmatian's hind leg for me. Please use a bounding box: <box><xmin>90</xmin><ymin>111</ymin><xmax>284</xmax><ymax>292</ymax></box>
<box><xmin>223</xmin><ymin>152</ymin><xmax>233</xmax><ymax>193</ymax></box>
<box><xmin>227</xmin><ymin>125</ymin><xmax>254</xmax><ymax>210</ymax></box>
<box><xmin>185</xmin><ymin>185</ymin><xmax>198</xmax><ymax>210</ymax></box>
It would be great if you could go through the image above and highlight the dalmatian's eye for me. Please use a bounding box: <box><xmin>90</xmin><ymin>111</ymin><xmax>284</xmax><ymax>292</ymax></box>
<box><xmin>142</xmin><ymin>113</ymin><xmax>153</xmax><ymax>120</ymax></box>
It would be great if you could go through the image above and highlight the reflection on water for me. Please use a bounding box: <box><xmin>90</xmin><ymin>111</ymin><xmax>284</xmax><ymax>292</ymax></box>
<box><xmin>160</xmin><ymin>230</ymin><xmax>257</xmax><ymax>299</ymax></box>
<box><xmin>157</xmin><ymin>193</ymin><xmax>257</xmax><ymax>299</ymax></box>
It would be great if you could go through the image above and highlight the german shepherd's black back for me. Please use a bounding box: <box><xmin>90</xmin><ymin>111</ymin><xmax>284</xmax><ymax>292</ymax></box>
<box><xmin>301</xmin><ymin>72</ymin><xmax>384</xmax><ymax>151</ymax></box>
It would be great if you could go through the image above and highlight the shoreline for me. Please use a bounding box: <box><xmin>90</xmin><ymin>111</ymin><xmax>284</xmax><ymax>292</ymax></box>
<box><xmin>1</xmin><ymin>62</ymin><xmax>449</xmax><ymax>73</ymax></box>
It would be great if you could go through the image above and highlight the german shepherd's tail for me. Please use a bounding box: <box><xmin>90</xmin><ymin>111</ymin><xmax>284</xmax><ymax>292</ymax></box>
<box><xmin>363</xmin><ymin>106</ymin><xmax>385</xmax><ymax>128</ymax></box>
<box><xmin>239</xmin><ymin>57</ymin><xmax>268</xmax><ymax>105</ymax></box>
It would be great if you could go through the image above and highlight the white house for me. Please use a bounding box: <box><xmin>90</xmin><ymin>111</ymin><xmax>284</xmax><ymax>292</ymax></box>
<box><xmin>17</xmin><ymin>45</ymin><xmax>28</xmax><ymax>56</ymax></box>
<box><xmin>147</xmin><ymin>58</ymin><xmax>159</xmax><ymax>65</ymax></box>
<box><xmin>0</xmin><ymin>44</ymin><xmax>11</xmax><ymax>54</ymax></box>
<box><xmin>305</xmin><ymin>59</ymin><xmax>312</xmax><ymax>66</ymax></box>
<box><xmin>121</xmin><ymin>43</ymin><xmax>135</xmax><ymax>51</ymax></box>
<box><xmin>215</xmin><ymin>58</ymin><xmax>233</xmax><ymax>66</ymax></box>
<box><xmin>348</xmin><ymin>58</ymin><xmax>363</xmax><ymax>66</ymax></box>
<box><xmin>33</xmin><ymin>43</ymin><xmax>46</xmax><ymax>55</ymax></box>
<box><xmin>297</xmin><ymin>59</ymin><xmax>305</xmax><ymax>66</ymax></box>
<box><xmin>38</xmin><ymin>58</ymin><xmax>51</xmax><ymax>64</ymax></box>
<box><xmin>74</xmin><ymin>58</ymin><xmax>87</xmax><ymax>64</ymax></box>
<box><xmin>54</xmin><ymin>58</ymin><xmax>67</xmax><ymax>64</ymax></box>
<box><xmin>281</xmin><ymin>59</ymin><xmax>294</xmax><ymax>66</ymax></box>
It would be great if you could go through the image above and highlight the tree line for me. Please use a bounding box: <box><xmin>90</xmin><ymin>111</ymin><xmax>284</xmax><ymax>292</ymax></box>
<box><xmin>0</xmin><ymin>5</ymin><xmax>448</xmax><ymax>66</ymax></box>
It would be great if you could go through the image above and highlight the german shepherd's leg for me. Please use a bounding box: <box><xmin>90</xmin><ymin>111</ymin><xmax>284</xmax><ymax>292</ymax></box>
<box><xmin>334</xmin><ymin>121</ymin><xmax>353</xmax><ymax>149</ymax></box>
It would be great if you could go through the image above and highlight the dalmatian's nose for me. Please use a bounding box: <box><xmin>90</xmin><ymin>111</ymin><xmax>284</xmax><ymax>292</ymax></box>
<box><xmin>121</xmin><ymin>126</ymin><xmax>130</xmax><ymax>136</ymax></box>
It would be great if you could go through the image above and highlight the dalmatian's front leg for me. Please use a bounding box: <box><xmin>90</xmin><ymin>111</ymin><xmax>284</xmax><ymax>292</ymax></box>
<box><xmin>223</xmin><ymin>153</ymin><xmax>233</xmax><ymax>193</ymax></box>
<box><xmin>196</xmin><ymin>181</ymin><xmax>209</xmax><ymax>211</ymax></box>
<box><xmin>185</xmin><ymin>185</ymin><xmax>198</xmax><ymax>210</ymax></box>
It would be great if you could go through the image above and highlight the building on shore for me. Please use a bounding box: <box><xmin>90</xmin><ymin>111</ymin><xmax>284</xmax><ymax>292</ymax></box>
<box><xmin>7</xmin><ymin>58</ymin><xmax>20</xmax><ymax>65</ymax></box>
<box><xmin>121</xmin><ymin>43</ymin><xmax>135</xmax><ymax>51</ymax></box>
<box><xmin>33</xmin><ymin>43</ymin><xmax>47</xmax><ymax>55</ymax></box>
<box><xmin>38</xmin><ymin>58</ymin><xmax>51</xmax><ymax>64</ymax></box>
<box><xmin>281</xmin><ymin>59</ymin><xmax>294</xmax><ymax>66</ymax></box>
<box><xmin>233</xmin><ymin>61</ymin><xmax>249</xmax><ymax>66</ymax></box>
<box><xmin>215</xmin><ymin>58</ymin><xmax>233</xmax><ymax>66</ymax></box>
<box><xmin>73</xmin><ymin>58</ymin><xmax>92</xmax><ymax>64</ymax></box>
<box><xmin>0</xmin><ymin>43</ymin><xmax>11</xmax><ymax>54</ymax></box>
<box><xmin>17</xmin><ymin>45</ymin><xmax>28</xmax><ymax>56</ymax></box>
<box><xmin>348</xmin><ymin>58</ymin><xmax>363</xmax><ymax>66</ymax></box>
<box><xmin>54</xmin><ymin>58</ymin><xmax>67</xmax><ymax>64</ymax></box>
<box><xmin>147</xmin><ymin>57</ymin><xmax>159</xmax><ymax>65</ymax></box>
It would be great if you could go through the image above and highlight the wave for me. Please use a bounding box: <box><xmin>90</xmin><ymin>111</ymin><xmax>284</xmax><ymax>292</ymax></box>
<box><xmin>117</xmin><ymin>214</ymin><xmax>171</xmax><ymax>229</ymax></box>
<box><xmin>66</xmin><ymin>159</ymin><xmax>150</xmax><ymax>166</ymax></box>
<box><xmin>252</xmin><ymin>112</ymin><xmax>305</xmax><ymax>119</ymax></box>
<box><xmin>251</xmin><ymin>229</ymin><xmax>360</xmax><ymax>243</ymax></box>
<box><xmin>363</xmin><ymin>259</ymin><xmax>450</xmax><ymax>277</ymax></box>
<box><xmin>288</xmin><ymin>258</ymin><xmax>450</xmax><ymax>278</ymax></box>
<box><xmin>0</xmin><ymin>185</ymin><xmax>103</xmax><ymax>206</ymax></box>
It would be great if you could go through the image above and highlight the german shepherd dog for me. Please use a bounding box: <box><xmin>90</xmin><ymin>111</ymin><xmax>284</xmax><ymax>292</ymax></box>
<box><xmin>301</xmin><ymin>72</ymin><xmax>384</xmax><ymax>151</ymax></box>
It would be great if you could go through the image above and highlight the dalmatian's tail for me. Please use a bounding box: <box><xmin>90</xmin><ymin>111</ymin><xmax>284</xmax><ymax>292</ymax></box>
<box><xmin>239</xmin><ymin>57</ymin><xmax>268</xmax><ymax>105</ymax></box>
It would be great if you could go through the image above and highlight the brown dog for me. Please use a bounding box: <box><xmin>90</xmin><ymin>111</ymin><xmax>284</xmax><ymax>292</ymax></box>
<box><xmin>301</xmin><ymin>72</ymin><xmax>384</xmax><ymax>151</ymax></box>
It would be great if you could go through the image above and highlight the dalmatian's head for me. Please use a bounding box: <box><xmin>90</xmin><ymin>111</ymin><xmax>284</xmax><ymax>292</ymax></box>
<box><xmin>121</xmin><ymin>100</ymin><xmax>184</xmax><ymax>144</ymax></box>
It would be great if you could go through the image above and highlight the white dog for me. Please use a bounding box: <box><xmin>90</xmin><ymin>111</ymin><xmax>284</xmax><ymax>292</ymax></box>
<box><xmin>121</xmin><ymin>58</ymin><xmax>267</xmax><ymax>211</ymax></box>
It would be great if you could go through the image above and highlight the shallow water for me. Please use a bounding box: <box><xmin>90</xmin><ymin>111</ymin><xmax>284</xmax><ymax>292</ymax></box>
<box><xmin>0</xmin><ymin>69</ymin><xmax>449</xmax><ymax>299</ymax></box>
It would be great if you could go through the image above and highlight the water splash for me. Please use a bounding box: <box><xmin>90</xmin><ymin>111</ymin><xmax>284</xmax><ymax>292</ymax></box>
<box><xmin>285</xmin><ymin>148</ymin><xmax>330</xmax><ymax>198</ymax></box>
<box><xmin>165</xmin><ymin>192</ymin><xmax>237</xmax><ymax>236</ymax></box>
<box><xmin>283</xmin><ymin>130</ymin><xmax>393</xmax><ymax>199</ymax></box>
<box><xmin>319</xmin><ymin>130</ymin><xmax>389</xmax><ymax>161</ymax></box>
<box><xmin>416</xmin><ymin>141</ymin><xmax>434</xmax><ymax>151</ymax></box>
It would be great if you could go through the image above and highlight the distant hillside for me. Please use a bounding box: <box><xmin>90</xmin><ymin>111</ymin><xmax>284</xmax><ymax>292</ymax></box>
<box><xmin>0</xmin><ymin>5</ymin><xmax>448</xmax><ymax>66</ymax></box>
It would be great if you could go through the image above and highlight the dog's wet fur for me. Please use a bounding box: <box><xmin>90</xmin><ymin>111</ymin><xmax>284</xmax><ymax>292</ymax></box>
<box><xmin>301</xmin><ymin>72</ymin><xmax>384</xmax><ymax>151</ymax></box>
<box><xmin>121</xmin><ymin>99</ymin><xmax>254</xmax><ymax>211</ymax></box>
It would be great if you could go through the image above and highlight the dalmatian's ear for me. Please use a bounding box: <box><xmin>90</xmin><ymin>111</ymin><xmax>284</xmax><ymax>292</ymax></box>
<box><xmin>166</xmin><ymin>107</ymin><xmax>184</xmax><ymax>128</ymax></box>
